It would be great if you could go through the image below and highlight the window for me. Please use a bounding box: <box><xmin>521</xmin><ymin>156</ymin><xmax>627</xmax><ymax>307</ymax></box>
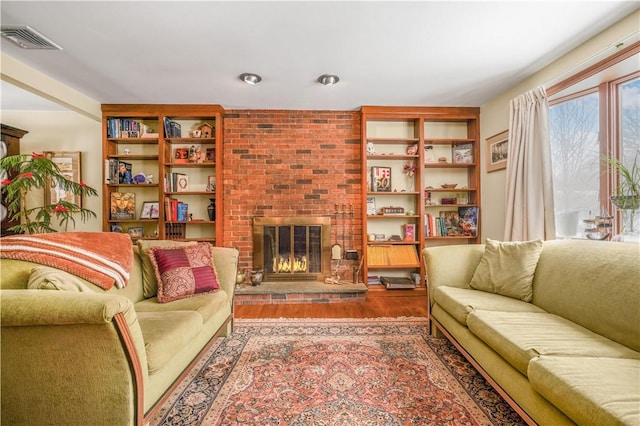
<box><xmin>550</xmin><ymin>90</ymin><xmax>600</xmax><ymax>233</ymax></box>
<box><xmin>548</xmin><ymin>42</ymin><xmax>639</xmax><ymax>239</ymax></box>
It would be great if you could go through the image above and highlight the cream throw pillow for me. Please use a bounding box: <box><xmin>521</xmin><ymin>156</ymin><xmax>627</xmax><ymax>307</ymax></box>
<box><xmin>137</xmin><ymin>240</ymin><xmax>197</xmax><ymax>298</ymax></box>
<box><xmin>28</xmin><ymin>266</ymin><xmax>91</xmax><ymax>292</ymax></box>
<box><xmin>469</xmin><ymin>238</ymin><xmax>543</xmax><ymax>302</ymax></box>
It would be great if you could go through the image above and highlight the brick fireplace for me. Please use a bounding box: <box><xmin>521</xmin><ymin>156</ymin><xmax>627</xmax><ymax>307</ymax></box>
<box><xmin>223</xmin><ymin>110</ymin><xmax>362</xmax><ymax>282</ymax></box>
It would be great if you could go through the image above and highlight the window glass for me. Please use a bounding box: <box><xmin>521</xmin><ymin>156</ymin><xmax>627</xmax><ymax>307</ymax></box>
<box><xmin>620</xmin><ymin>77</ymin><xmax>640</xmax><ymax>170</ymax></box>
<box><xmin>550</xmin><ymin>92</ymin><xmax>600</xmax><ymax>236</ymax></box>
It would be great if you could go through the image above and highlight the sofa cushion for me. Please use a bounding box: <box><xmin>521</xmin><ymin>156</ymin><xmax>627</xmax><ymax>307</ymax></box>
<box><xmin>531</xmin><ymin>240</ymin><xmax>640</xmax><ymax>353</ymax></box>
<box><xmin>469</xmin><ymin>238</ymin><xmax>543</xmax><ymax>302</ymax></box>
<box><xmin>137</xmin><ymin>240</ymin><xmax>197</xmax><ymax>298</ymax></box>
<box><xmin>467</xmin><ymin>310</ymin><xmax>640</xmax><ymax>376</ymax></box>
<box><xmin>136</xmin><ymin>310</ymin><xmax>203</xmax><ymax>373</ymax></box>
<box><xmin>135</xmin><ymin>289</ymin><xmax>229</xmax><ymax>324</ymax></box>
<box><xmin>433</xmin><ymin>286</ymin><xmax>546</xmax><ymax>325</ymax></box>
<box><xmin>528</xmin><ymin>356</ymin><xmax>640</xmax><ymax>426</ymax></box>
<box><xmin>148</xmin><ymin>243</ymin><xmax>220</xmax><ymax>303</ymax></box>
<box><xmin>27</xmin><ymin>266</ymin><xmax>91</xmax><ymax>292</ymax></box>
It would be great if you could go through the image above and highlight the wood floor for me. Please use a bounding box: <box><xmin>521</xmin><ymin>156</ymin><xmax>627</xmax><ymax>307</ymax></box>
<box><xmin>234</xmin><ymin>288</ymin><xmax>429</xmax><ymax>318</ymax></box>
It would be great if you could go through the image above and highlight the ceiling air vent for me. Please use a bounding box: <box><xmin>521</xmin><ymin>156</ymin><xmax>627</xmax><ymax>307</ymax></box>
<box><xmin>0</xmin><ymin>25</ymin><xmax>62</xmax><ymax>50</ymax></box>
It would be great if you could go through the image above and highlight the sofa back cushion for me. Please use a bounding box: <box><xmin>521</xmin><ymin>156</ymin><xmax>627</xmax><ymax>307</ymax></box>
<box><xmin>532</xmin><ymin>240</ymin><xmax>640</xmax><ymax>352</ymax></box>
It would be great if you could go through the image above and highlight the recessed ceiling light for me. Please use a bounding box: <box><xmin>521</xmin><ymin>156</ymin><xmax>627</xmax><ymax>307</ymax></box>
<box><xmin>318</xmin><ymin>74</ymin><xmax>339</xmax><ymax>85</ymax></box>
<box><xmin>240</xmin><ymin>73</ymin><xmax>262</xmax><ymax>85</ymax></box>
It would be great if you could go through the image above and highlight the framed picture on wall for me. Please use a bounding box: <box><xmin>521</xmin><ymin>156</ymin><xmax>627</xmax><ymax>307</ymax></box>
<box><xmin>44</xmin><ymin>151</ymin><xmax>82</xmax><ymax>206</ymax></box>
<box><xmin>485</xmin><ymin>130</ymin><xmax>509</xmax><ymax>172</ymax></box>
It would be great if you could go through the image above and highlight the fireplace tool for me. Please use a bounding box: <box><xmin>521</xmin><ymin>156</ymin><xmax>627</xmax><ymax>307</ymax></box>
<box><xmin>331</xmin><ymin>204</ymin><xmax>342</xmax><ymax>260</ymax></box>
<box><xmin>345</xmin><ymin>203</ymin><xmax>358</xmax><ymax>261</ymax></box>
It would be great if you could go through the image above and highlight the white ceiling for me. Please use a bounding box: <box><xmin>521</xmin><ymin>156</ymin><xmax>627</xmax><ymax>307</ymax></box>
<box><xmin>1</xmin><ymin>1</ymin><xmax>638</xmax><ymax>111</ymax></box>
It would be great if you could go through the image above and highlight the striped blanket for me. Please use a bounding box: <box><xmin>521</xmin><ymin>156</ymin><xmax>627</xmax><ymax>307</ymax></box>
<box><xmin>0</xmin><ymin>232</ymin><xmax>133</xmax><ymax>290</ymax></box>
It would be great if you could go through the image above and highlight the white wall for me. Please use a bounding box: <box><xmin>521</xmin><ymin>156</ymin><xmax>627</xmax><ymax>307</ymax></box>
<box><xmin>1</xmin><ymin>110</ymin><xmax>103</xmax><ymax>231</ymax></box>
<box><xmin>479</xmin><ymin>9</ymin><xmax>640</xmax><ymax>241</ymax></box>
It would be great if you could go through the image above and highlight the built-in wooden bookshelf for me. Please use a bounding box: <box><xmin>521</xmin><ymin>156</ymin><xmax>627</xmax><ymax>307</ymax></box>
<box><xmin>361</xmin><ymin>106</ymin><xmax>481</xmax><ymax>290</ymax></box>
<box><xmin>101</xmin><ymin>104</ymin><xmax>224</xmax><ymax>245</ymax></box>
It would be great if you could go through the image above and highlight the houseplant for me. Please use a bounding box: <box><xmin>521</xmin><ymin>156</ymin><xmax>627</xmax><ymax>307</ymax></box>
<box><xmin>606</xmin><ymin>152</ymin><xmax>639</xmax><ymax>242</ymax></box>
<box><xmin>0</xmin><ymin>152</ymin><xmax>97</xmax><ymax>234</ymax></box>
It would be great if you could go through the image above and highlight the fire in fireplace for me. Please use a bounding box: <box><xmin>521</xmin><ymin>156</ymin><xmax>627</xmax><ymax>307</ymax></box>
<box><xmin>253</xmin><ymin>217</ymin><xmax>332</xmax><ymax>281</ymax></box>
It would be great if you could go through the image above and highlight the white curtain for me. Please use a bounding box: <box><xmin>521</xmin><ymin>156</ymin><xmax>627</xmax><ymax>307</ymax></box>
<box><xmin>504</xmin><ymin>87</ymin><xmax>556</xmax><ymax>241</ymax></box>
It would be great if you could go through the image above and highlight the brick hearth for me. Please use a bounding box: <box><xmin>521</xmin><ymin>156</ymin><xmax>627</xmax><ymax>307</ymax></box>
<box><xmin>234</xmin><ymin>281</ymin><xmax>368</xmax><ymax>305</ymax></box>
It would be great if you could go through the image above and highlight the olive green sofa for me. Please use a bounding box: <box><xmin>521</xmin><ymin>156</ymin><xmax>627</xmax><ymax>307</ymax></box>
<box><xmin>423</xmin><ymin>239</ymin><xmax>640</xmax><ymax>426</ymax></box>
<box><xmin>1</xmin><ymin>238</ymin><xmax>239</xmax><ymax>426</ymax></box>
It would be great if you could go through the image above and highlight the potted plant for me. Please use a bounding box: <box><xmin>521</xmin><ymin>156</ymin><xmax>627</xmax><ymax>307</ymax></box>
<box><xmin>606</xmin><ymin>152</ymin><xmax>640</xmax><ymax>241</ymax></box>
<box><xmin>0</xmin><ymin>152</ymin><xmax>98</xmax><ymax>234</ymax></box>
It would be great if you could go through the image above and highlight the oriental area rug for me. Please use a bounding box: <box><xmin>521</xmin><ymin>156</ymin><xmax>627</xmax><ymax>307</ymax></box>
<box><xmin>148</xmin><ymin>318</ymin><xmax>525</xmax><ymax>426</ymax></box>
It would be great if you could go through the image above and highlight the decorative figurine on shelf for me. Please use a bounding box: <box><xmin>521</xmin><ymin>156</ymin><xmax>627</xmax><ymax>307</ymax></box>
<box><xmin>366</xmin><ymin>141</ymin><xmax>376</xmax><ymax>155</ymax></box>
<box><xmin>133</xmin><ymin>172</ymin><xmax>146</xmax><ymax>184</ymax></box>
<box><xmin>191</xmin><ymin>129</ymin><xmax>202</xmax><ymax>138</ymax></box>
<box><xmin>425</xmin><ymin>145</ymin><xmax>436</xmax><ymax>163</ymax></box>
<box><xmin>145</xmin><ymin>174</ymin><xmax>153</xmax><ymax>184</ymax></box>
<box><xmin>198</xmin><ymin>122</ymin><xmax>214</xmax><ymax>138</ymax></box>
<box><xmin>406</xmin><ymin>144</ymin><xmax>418</xmax><ymax>155</ymax></box>
<box><xmin>188</xmin><ymin>145</ymin><xmax>197</xmax><ymax>163</ymax></box>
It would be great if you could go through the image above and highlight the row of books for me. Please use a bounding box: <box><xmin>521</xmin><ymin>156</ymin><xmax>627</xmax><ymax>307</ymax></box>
<box><xmin>165</xmin><ymin>223</ymin><xmax>186</xmax><ymax>239</ymax></box>
<box><xmin>164</xmin><ymin>197</ymin><xmax>189</xmax><ymax>222</ymax></box>
<box><xmin>165</xmin><ymin>172</ymin><xmax>189</xmax><ymax>192</ymax></box>
<box><xmin>106</xmin><ymin>118</ymin><xmax>143</xmax><ymax>138</ymax></box>
<box><xmin>426</xmin><ymin>206</ymin><xmax>477</xmax><ymax>237</ymax></box>
<box><xmin>163</xmin><ymin>117</ymin><xmax>182</xmax><ymax>138</ymax></box>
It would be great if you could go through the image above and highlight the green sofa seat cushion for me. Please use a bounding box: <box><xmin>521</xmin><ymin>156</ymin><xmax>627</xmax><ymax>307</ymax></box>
<box><xmin>467</xmin><ymin>310</ymin><xmax>640</xmax><ymax>376</ymax></box>
<box><xmin>529</xmin><ymin>356</ymin><xmax>640</xmax><ymax>426</ymax></box>
<box><xmin>433</xmin><ymin>286</ymin><xmax>546</xmax><ymax>326</ymax></box>
<box><xmin>137</xmin><ymin>310</ymin><xmax>202</xmax><ymax>373</ymax></box>
<box><xmin>135</xmin><ymin>289</ymin><xmax>229</xmax><ymax>324</ymax></box>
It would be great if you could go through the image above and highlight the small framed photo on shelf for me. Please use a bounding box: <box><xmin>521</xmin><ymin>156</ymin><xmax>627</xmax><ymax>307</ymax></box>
<box><xmin>452</xmin><ymin>143</ymin><xmax>473</xmax><ymax>163</ymax></box>
<box><xmin>110</xmin><ymin>224</ymin><xmax>123</xmax><ymax>233</ymax></box>
<box><xmin>127</xmin><ymin>226</ymin><xmax>143</xmax><ymax>240</ymax></box>
<box><xmin>140</xmin><ymin>201</ymin><xmax>160</xmax><ymax>219</ymax></box>
<box><xmin>205</xmin><ymin>148</ymin><xmax>215</xmax><ymax>162</ymax></box>
<box><xmin>173</xmin><ymin>148</ymin><xmax>188</xmax><ymax>164</ymax></box>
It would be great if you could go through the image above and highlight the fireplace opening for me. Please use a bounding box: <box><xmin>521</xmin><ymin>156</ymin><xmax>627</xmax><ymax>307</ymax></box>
<box><xmin>253</xmin><ymin>217</ymin><xmax>331</xmax><ymax>281</ymax></box>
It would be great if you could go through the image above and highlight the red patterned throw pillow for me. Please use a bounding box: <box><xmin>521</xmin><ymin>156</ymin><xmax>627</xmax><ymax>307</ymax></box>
<box><xmin>148</xmin><ymin>242</ymin><xmax>220</xmax><ymax>303</ymax></box>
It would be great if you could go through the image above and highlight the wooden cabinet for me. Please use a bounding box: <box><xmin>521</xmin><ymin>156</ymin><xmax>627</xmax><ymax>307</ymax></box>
<box><xmin>101</xmin><ymin>105</ymin><xmax>224</xmax><ymax>244</ymax></box>
<box><xmin>1</xmin><ymin>124</ymin><xmax>28</xmax><ymax>236</ymax></box>
<box><xmin>360</xmin><ymin>106</ymin><xmax>480</xmax><ymax>289</ymax></box>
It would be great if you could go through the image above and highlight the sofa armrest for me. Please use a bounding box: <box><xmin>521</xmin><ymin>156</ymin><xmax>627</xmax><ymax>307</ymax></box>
<box><xmin>1</xmin><ymin>290</ymin><xmax>146</xmax><ymax>426</ymax></box>
<box><xmin>212</xmin><ymin>246</ymin><xmax>239</xmax><ymax>299</ymax></box>
<box><xmin>423</xmin><ymin>244</ymin><xmax>485</xmax><ymax>302</ymax></box>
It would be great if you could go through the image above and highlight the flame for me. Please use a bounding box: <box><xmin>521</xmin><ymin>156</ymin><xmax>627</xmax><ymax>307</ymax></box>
<box><xmin>273</xmin><ymin>255</ymin><xmax>307</xmax><ymax>273</ymax></box>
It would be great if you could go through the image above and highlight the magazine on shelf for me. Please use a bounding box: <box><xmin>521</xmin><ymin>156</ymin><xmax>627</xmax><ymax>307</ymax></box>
<box><xmin>110</xmin><ymin>192</ymin><xmax>135</xmax><ymax>220</ymax></box>
<box><xmin>380</xmin><ymin>276</ymin><xmax>416</xmax><ymax>289</ymax></box>
<box><xmin>371</xmin><ymin>166</ymin><xmax>391</xmax><ymax>192</ymax></box>
<box><xmin>458</xmin><ymin>206</ymin><xmax>478</xmax><ymax>237</ymax></box>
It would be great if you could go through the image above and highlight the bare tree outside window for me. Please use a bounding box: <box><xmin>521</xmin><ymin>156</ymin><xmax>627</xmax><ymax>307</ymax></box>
<box><xmin>550</xmin><ymin>92</ymin><xmax>600</xmax><ymax>232</ymax></box>
<box><xmin>621</xmin><ymin>78</ymin><xmax>640</xmax><ymax>170</ymax></box>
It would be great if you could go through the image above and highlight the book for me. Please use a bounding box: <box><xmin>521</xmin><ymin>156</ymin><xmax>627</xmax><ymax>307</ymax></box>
<box><xmin>452</xmin><ymin>143</ymin><xmax>473</xmax><ymax>163</ymax></box>
<box><xmin>110</xmin><ymin>192</ymin><xmax>135</xmax><ymax>220</ymax></box>
<box><xmin>175</xmin><ymin>173</ymin><xmax>188</xmax><ymax>192</ymax></box>
<box><xmin>380</xmin><ymin>276</ymin><xmax>416</xmax><ymax>289</ymax></box>
<box><xmin>403</xmin><ymin>223</ymin><xmax>415</xmax><ymax>241</ymax></box>
<box><xmin>458</xmin><ymin>206</ymin><xmax>478</xmax><ymax>237</ymax></box>
<box><xmin>440</xmin><ymin>211</ymin><xmax>462</xmax><ymax>236</ymax></box>
<box><xmin>177</xmin><ymin>203</ymin><xmax>188</xmax><ymax>222</ymax></box>
<box><xmin>371</xmin><ymin>166</ymin><xmax>391</xmax><ymax>192</ymax></box>
<box><xmin>118</xmin><ymin>161</ymin><xmax>133</xmax><ymax>184</ymax></box>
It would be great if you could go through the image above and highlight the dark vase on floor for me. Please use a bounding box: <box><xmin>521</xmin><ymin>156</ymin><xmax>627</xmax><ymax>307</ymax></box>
<box><xmin>207</xmin><ymin>199</ymin><xmax>216</xmax><ymax>221</ymax></box>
